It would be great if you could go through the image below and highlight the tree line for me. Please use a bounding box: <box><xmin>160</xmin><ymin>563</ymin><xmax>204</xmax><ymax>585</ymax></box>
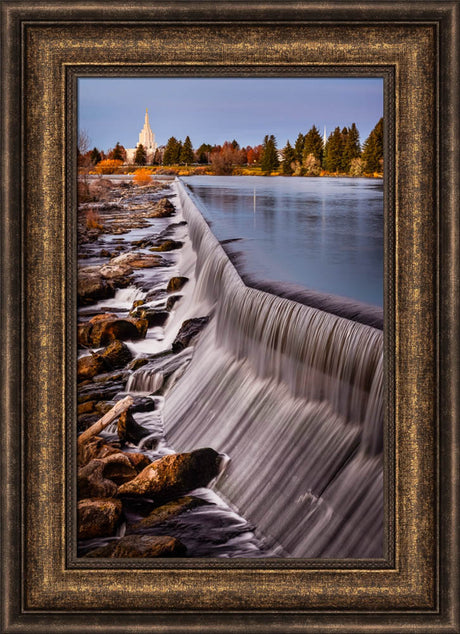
<box><xmin>78</xmin><ymin>118</ymin><xmax>383</xmax><ymax>176</ymax></box>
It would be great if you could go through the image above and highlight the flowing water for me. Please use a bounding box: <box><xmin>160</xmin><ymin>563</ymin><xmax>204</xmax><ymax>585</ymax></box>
<box><xmin>161</xmin><ymin>179</ymin><xmax>384</xmax><ymax>558</ymax></box>
<box><xmin>79</xmin><ymin>177</ymin><xmax>384</xmax><ymax>559</ymax></box>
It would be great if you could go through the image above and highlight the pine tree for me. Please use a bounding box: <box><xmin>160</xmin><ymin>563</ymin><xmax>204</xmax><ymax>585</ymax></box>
<box><xmin>261</xmin><ymin>135</ymin><xmax>279</xmax><ymax>172</ymax></box>
<box><xmin>197</xmin><ymin>143</ymin><xmax>212</xmax><ymax>164</ymax></box>
<box><xmin>281</xmin><ymin>140</ymin><xmax>296</xmax><ymax>175</ymax></box>
<box><xmin>342</xmin><ymin>123</ymin><xmax>361</xmax><ymax>173</ymax></box>
<box><xmin>180</xmin><ymin>136</ymin><xmax>194</xmax><ymax>165</ymax></box>
<box><xmin>302</xmin><ymin>125</ymin><xmax>324</xmax><ymax>164</ymax></box>
<box><xmin>90</xmin><ymin>147</ymin><xmax>102</xmax><ymax>165</ymax></box>
<box><xmin>134</xmin><ymin>144</ymin><xmax>147</xmax><ymax>166</ymax></box>
<box><xmin>294</xmin><ymin>133</ymin><xmax>305</xmax><ymax>163</ymax></box>
<box><xmin>111</xmin><ymin>142</ymin><xmax>125</xmax><ymax>162</ymax></box>
<box><xmin>361</xmin><ymin>118</ymin><xmax>383</xmax><ymax>173</ymax></box>
<box><xmin>163</xmin><ymin>137</ymin><xmax>181</xmax><ymax>165</ymax></box>
<box><xmin>324</xmin><ymin>127</ymin><xmax>344</xmax><ymax>173</ymax></box>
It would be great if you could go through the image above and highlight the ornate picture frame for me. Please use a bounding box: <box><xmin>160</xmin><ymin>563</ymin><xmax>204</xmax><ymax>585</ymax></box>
<box><xmin>1</xmin><ymin>2</ymin><xmax>458</xmax><ymax>632</ymax></box>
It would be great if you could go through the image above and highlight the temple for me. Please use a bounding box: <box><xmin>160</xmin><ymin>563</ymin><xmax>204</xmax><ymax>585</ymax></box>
<box><xmin>125</xmin><ymin>109</ymin><xmax>158</xmax><ymax>163</ymax></box>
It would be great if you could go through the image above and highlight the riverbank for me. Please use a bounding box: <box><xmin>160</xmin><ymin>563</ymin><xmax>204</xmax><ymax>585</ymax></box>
<box><xmin>80</xmin><ymin>165</ymin><xmax>383</xmax><ymax>179</ymax></box>
<box><xmin>77</xmin><ymin>177</ymin><xmax>265</xmax><ymax>558</ymax></box>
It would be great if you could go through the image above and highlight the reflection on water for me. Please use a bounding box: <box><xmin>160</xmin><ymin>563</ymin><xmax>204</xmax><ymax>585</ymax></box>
<box><xmin>182</xmin><ymin>176</ymin><xmax>383</xmax><ymax>307</ymax></box>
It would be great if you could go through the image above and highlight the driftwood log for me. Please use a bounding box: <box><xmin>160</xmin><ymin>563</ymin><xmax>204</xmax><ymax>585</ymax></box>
<box><xmin>78</xmin><ymin>395</ymin><xmax>133</xmax><ymax>446</ymax></box>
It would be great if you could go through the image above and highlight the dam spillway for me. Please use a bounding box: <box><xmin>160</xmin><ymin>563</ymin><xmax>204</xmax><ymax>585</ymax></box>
<box><xmin>162</xmin><ymin>179</ymin><xmax>384</xmax><ymax>558</ymax></box>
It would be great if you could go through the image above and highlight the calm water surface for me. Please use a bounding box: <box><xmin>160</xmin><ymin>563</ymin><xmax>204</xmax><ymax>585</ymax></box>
<box><xmin>182</xmin><ymin>176</ymin><xmax>383</xmax><ymax>307</ymax></box>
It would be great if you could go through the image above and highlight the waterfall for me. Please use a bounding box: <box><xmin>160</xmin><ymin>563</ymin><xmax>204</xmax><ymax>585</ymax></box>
<box><xmin>163</xmin><ymin>179</ymin><xmax>384</xmax><ymax>558</ymax></box>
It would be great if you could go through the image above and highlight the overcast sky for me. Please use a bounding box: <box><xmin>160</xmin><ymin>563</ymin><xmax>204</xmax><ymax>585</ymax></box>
<box><xmin>78</xmin><ymin>77</ymin><xmax>383</xmax><ymax>152</ymax></box>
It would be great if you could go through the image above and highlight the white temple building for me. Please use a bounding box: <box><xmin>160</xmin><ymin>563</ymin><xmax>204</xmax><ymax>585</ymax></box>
<box><xmin>125</xmin><ymin>109</ymin><xmax>158</xmax><ymax>163</ymax></box>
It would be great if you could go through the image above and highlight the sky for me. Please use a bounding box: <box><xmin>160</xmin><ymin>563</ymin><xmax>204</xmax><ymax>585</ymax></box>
<box><xmin>78</xmin><ymin>77</ymin><xmax>383</xmax><ymax>152</ymax></box>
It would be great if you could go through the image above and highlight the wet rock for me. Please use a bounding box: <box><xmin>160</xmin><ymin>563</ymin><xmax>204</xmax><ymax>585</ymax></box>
<box><xmin>144</xmin><ymin>288</ymin><xmax>166</xmax><ymax>303</ymax></box>
<box><xmin>99</xmin><ymin>262</ymin><xmax>133</xmax><ymax>279</ymax></box>
<box><xmin>149</xmin><ymin>239</ymin><xmax>182</xmax><ymax>252</ymax></box>
<box><xmin>132</xmin><ymin>317</ymin><xmax>148</xmax><ymax>338</ymax></box>
<box><xmin>77</xmin><ymin>353</ymin><xmax>106</xmax><ymax>382</ymax></box>
<box><xmin>108</xmin><ymin>251</ymin><xmax>165</xmax><ymax>269</ymax></box>
<box><xmin>78</xmin><ymin>459</ymin><xmax>118</xmax><ymax>498</ymax></box>
<box><xmin>117</xmin><ymin>448</ymin><xmax>222</xmax><ymax>501</ymax></box>
<box><xmin>86</xmin><ymin>535</ymin><xmax>186</xmax><ymax>558</ymax></box>
<box><xmin>78</xmin><ymin>400</ymin><xmax>96</xmax><ymax>415</ymax></box>
<box><xmin>127</xmin><ymin>357</ymin><xmax>149</xmax><ymax>371</ymax></box>
<box><xmin>78</xmin><ymin>381</ymin><xmax>126</xmax><ymax>405</ymax></box>
<box><xmin>129</xmin><ymin>307</ymin><xmax>169</xmax><ymax>328</ymax></box>
<box><xmin>127</xmin><ymin>496</ymin><xmax>209</xmax><ymax>533</ymax></box>
<box><xmin>132</xmin><ymin>299</ymin><xmax>145</xmax><ymax>308</ymax></box>
<box><xmin>92</xmin><ymin>369</ymin><xmax>129</xmax><ymax>384</ymax></box>
<box><xmin>78</xmin><ymin>272</ymin><xmax>115</xmax><ymax>305</ymax></box>
<box><xmin>117</xmin><ymin>409</ymin><xmax>153</xmax><ymax>446</ymax></box>
<box><xmin>101</xmin><ymin>340</ymin><xmax>133</xmax><ymax>369</ymax></box>
<box><xmin>166</xmin><ymin>295</ymin><xmax>182</xmax><ymax>311</ymax></box>
<box><xmin>77</xmin><ymin>436</ymin><xmax>120</xmax><ymax>468</ymax></box>
<box><xmin>80</xmin><ymin>317</ymin><xmax>142</xmax><ymax>347</ymax></box>
<box><xmin>166</xmin><ymin>276</ymin><xmax>188</xmax><ymax>292</ymax></box>
<box><xmin>78</xmin><ymin>498</ymin><xmax>122</xmax><ymax>540</ymax></box>
<box><xmin>172</xmin><ymin>316</ymin><xmax>210</xmax><ymax>353</ymax></box>
<box><xmin>100</xmin><ymin>249</ymin><xmax>111</xmax><ymax>257</ymax></box>
<box><xmin>126</xmin><ymin>452</ymin><xmax>152</xmax><ymax>472</ymax></box>
<box><xmin>147</xmin><ymin>197</ymin><xmax>175</xmax><ymax>218</ymax></box>
<box><xmin>100</xmin><ymin>452</ymin><xmax>138</xmax><ymax>485</ymax></box>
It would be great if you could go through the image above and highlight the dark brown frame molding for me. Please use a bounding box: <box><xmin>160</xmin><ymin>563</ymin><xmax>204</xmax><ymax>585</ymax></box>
<box><xmin>1</xmin><ymin>2</ymin><xmax>459</xmax><ymax>632</ymax></box>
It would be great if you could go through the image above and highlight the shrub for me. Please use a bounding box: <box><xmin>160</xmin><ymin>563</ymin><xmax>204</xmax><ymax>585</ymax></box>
<box><xmin>85</xmin><ymin>208</ymin><xmax>103</xmax><ymax>230</ymax></box>
<box><xmin>133</xmin><ymin>168</ymin><xmax>152</xmax><ymax>186</ymax></box>
<box><xmin>95</xmin><ymin>159</ymin><xmax>123</xmax><ymax>175</ymax></box>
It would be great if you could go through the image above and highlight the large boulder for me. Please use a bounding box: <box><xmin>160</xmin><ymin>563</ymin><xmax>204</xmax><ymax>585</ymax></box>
<box><xmin>85</xmin><ymin>534</ymin><xmax>186</xmax><ymax>558</ymax></box>
<box><xmin>78</xmin><ymin>498</ymin><xmax>122</xmax><ymax>540</ymax></box>
<box><xmin>77</xmin><ymin>340</ymin><xmax>132</xmax><ymax>382</ymax></box>
<box><xmin>79</xmin><ymin>317</ymin><xmax>144</xmax><ymax>347</ymax></box>
<box><xmin>117</xmin><ymin>448</ymin><xmax>222</xmax><ymax>501</ymax></box>
<box><xmin>172</xmin><ymin>316</ymin><xmax>210</xmax><ymax>353</ymax></box>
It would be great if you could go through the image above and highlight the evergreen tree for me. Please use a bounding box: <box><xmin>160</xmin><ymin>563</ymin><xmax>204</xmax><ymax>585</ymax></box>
<box><xmin>294</xmin><ymin>133</ymin><xmax>305</xmax><ymax>163</ymax></box>
<box><xmin>134</xmin><ymin>144</ymin><xmax>147</xmax><ymax>166</ymax></box>
<box><xmin>339</xmin><ymin>127</ymin><xmax>349</xmax><ymax>172</ymax></box>
<box><xmin>196</xmin><ymin>143</ymin><xmax>212</xmax><ymax>164</ymax></box>
<box><xmin>180</xmin><ymin>136</ymin><xmax>194</xmax><ymax>165</ymax></box>
<box><xmin>361</xmin><ymin>118</ymin><xmax>383</xmax><ymax>173</ymax></box>
<box><xmin>261</xmin><ymin>134</ymin><xmax>279</xmax><ymax>172</ymax></box>
<box><xmin>163</xmin><ymin>137</ymin><xmax>181</xmax><ymax>165</ymax></box>
<box><xmin>90</xmin><ymin>147</ymin><xmax>102</xmax><ymax>165</ymax></box>
<box><xmin>110</xmin><ymin>142</ymin><xmax>125</xmax><ymax>162</ymax></box>
<box><xmin>324</xmin><ymin>127</ymin><xmax>344</xmax><ymax>173</ymax></box>
<box><xmin>281</xmin><ymin>140</ymin><xmax>296</xmax><ymax>175</ymax></box>
<box><xmin>302</xmin><ymin>125</ymin><xmax>324</xmax><ymax>164</ymax></box>
<box><xmin>342</xmin><ymin>123</ymin><xmax>361</xmax><ymax>173</ymax></box>
<box><xmin>231</xmin><ymin>139</ymin><xmax>240</xmax><ymax>150</ymax></box>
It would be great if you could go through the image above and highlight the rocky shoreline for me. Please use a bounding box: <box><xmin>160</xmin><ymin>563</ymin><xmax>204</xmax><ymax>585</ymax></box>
<box><xmin>77</xmin><ymin>177</ymin><xmax>265</xmax><ymax>558</ymax></box>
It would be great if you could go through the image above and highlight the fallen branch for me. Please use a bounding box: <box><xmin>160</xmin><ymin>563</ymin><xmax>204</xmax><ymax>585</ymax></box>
<box><xmin>78</xmin><ymin>395</ymin><xmax>133</xmax><ymax>446</ymax></box>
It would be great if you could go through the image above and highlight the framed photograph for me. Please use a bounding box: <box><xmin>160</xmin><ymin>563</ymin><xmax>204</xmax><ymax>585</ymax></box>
<box><xmin>1</xmin><ymin>2</ymin><xmax>458</xmax><ymax>632</ymax></box>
